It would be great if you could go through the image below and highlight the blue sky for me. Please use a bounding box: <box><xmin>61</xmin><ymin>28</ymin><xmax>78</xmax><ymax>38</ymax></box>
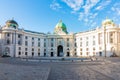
<box><xmin>0</xmin><ymin>0</ymin><xmax>120</xmax><ymax>33</ymax></box>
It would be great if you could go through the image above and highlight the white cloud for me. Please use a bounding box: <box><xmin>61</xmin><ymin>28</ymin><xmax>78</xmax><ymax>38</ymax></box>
<box><xmin>50</xmin><ymin>0</ymin><xmax>112</xmax><ymax>29</ymax></box>
<box><xmin>111</xmin><ymin>7</ymin><xmax>115</xmax><ymax>11</ymax></box>
<box><xmin>62</xmin><ymin>0</ymin><xmax>111</xmax><ymax>29</ymax></box>
<box><xmin>89</xmin><ymin>22</ymin><xmax>97</xmax><ymax>29</ymax></box>
<box><xmin>95</xmin><ymin>6</ymin><xmax>102</xmax><ymax>10</ymax></box>
<box><xmin>89</xmin><ymin>13</ymin><xmax>98</xmax><ymax>19</ymax></box>
<box><xmin>83</xmin><ymin>0</ymin><xmax>100</xmax><ymax>14</ymax></box>
<box><xmin>84</xmin><ymin>18</ymin><xmax>89</xmax><ymax>22</ymax></box>
<box><xmin>111</xmin><ymin>3</ymin><xmax>120</xmax><ymax>15</ymax></box>
<box><xmin>62</xmin><ymin>0</ymin><xmax>83</xmax><ymax>11</ymax></box>
<box><xmin>50</xmin><ymin>0</ymin><xmax>62</xmax><ymax>10</ymax></box>
<box><xmin>78</xmin><ymin>12</ymin><xmax>84</xmax><ymax>20</ymax></box>
<box><xmin>91</xmin><ymin>22</ymin><xmax>97</xmax><ymax>27</ymax></box>
<box><xmin>78</xmin><ymin>0</ymin><xmax>100</xmax><ymax>22</ymax></box>
<box><xmin>78</xmin><ymin>0</ymin><xmax>111</xmax><ymax>29</ymax></box>
<box><xmin>95</xmin><ymin>0</ymin><xmax>111</xmax><ymax>11</ymax></box>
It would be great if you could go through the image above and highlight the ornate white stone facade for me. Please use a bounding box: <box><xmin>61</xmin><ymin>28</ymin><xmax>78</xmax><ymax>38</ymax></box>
<box><xmin>0</xmin><ymin>19</ymin><xmax>120</xmax><ymax>57</ymax></box>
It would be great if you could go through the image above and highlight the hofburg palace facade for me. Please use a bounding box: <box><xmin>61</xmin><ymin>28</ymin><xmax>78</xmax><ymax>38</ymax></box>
<box><xmin>0</xmin><ymin>18</ymin><xmax>120</xmax><ymax>57</ymax></box>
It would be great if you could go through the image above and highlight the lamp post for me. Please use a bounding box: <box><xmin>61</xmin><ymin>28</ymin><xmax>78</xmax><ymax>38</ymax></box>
<box><xmin>104</xmin><ymin>26</ymin><xmax>106</xmax><ymax>57</ymax></box>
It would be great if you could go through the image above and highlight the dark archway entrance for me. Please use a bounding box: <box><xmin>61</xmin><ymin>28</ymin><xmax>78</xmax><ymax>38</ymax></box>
<box><xmin>99</xmin><ymin>52</ymin><xmax>102</xmax><ymax>56</ymax></box>
<box><xmin>51</xmin><ymin>52</ymin><xmax>54</xmax><ymax>57</ymax></box>
<box><xmin>67</xmin><ymin>52</ymin><xmax>70</xmax><ymax>57</ymax></box>
<box><xmin>57</xmin><ymin>45</ymin><xmax>63</xmax><ymax>57</ymax></box>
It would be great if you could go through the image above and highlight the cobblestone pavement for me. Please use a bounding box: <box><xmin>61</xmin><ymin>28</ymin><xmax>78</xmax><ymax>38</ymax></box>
<box><xmin>0</xmin><ymin>57</ymin><xmax>120</xmax><ymax>80</ymax></box>
<box><xmin>0</xmin><ymin>63</ymin><xmax>50</xmax><ymax>80</ymax></box>
<box><xmin>47</xmin><ymin>64</ymin><xmax>117</xmax><ymax>80</ymax></box>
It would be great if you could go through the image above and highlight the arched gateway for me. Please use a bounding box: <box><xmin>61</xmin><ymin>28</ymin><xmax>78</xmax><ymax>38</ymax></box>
<box><xmin>57</xmin><ymin>45</ymin><xmax>64</xmax><ymax>57</ymax></box>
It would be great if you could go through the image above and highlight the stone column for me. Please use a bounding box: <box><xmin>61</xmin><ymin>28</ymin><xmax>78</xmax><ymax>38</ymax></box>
<box><xmin>115</xmin><ymin>31</ymin><xmax>118</xmax><ymax>55</ymax></box>
<box><xmin>108</xmin><ymin>32</ymin><xmax>110</xmax><ymax>44</ymax></box>
<box><xmin>54</xmin><ymin>38</ymin><xmax>57</xmax><ymax>57</ymax></box>
<box><xmin>115</xmin><ymin>32</ymin><xmax>117</xmax><ymax>44</ymax></box>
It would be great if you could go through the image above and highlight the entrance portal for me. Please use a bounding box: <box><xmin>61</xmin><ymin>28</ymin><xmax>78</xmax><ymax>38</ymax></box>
<box><xmin>57</xmin><ymin>45</ymin><xmax>63</xmax><ymax>57</ymax></box>
<box><xmin>51</xmin><ymin>52</ymin><xmax>54</xmax><ymax>57</ymax></box>
<box><xmin>99</xmin><ymin>52</ymin><xmax>102</xmax><ymax>56</ymax></box>
<box><xmin>67</xmin><ymin>52</ymin><xmax>70</xmax><ymax>57</ymax></box>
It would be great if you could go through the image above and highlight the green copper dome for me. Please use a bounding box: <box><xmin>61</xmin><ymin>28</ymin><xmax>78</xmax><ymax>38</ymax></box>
<box><xmin>54</xmin><ymin>20</ymin><xmax>68</xmax><ymax>34</ymax></box>
<box><xmin>6</xmin><ymin>20</ymin><xmax>18</xmax><ymax>25</ymax></box>
<box><xmin>6</xmin><ymin>19</ymin><xmax>18</xmax><ymax>28</ymax></box>
<box><xmin>56</xmin><ymin>20</ymin><xmax>66</xmax><ymax>29</ymax></box>
<box><xmin>102</xmin><ymin>19</ymin><xmax>113</xmax><ymax>25</ymax></box>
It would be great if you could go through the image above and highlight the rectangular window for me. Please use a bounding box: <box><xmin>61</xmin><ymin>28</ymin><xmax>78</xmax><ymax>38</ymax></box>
<box><xmin>80</xmin><ymin>52</ymin><xmax>82</xmax><ymax>55</ymax></box>
<box><xmin>38</xmin><ymin>38</ymin><xmax>40</xmax><ymax>41</ymax></box>
<box><xmin>93</xmin><ymin>41</ymin><xmax>95</xmax><ymax>45</ymax></box>
<box><xmin>25</xmin><ymin>52</ymin><xmax>27</xmax><ymax>56</ymax></box>
<box><xmin>25</xmin><ymin>48</ymin><xmax>27</xmax><ymax>51</ymax></box>
<box><xmin>51</xmin><ymin>38</ymin><xmax>54</xmax><ymax>41</ymax></box>
<box><xmin>38</xmin><ymin>42</ymin><xmax>40</xmax><ymax>47</ymax></box>
<box><xmin>44</xmin><ymin>49</ymin><xmax>46</xmax><ymax>51</ymax></box>
<box><xmin>80</xmin><ymin>42</ymin><xmax>82</xmax><ymax>47</ymax></box>
<box><xmin>32</xmin><ymin>48</ymin><xmax>34</xmax><ymax>51</ymax></box>
<box><xmin>51</xmin><ymin>43</ymin><xmax>53</xmax><ymax>47</ymax></box>
<box><xmin>110</xmin><ymin>38</ymin><xmax>113</xmax><ymax>43</ymax></box>
<box><xmin>32</xmin><ymin>42</ymin><xmax>34</xmax><ymax>46</ymax></box>
<box><xmin>86</xmin><ymin>48</ymin><xmax>89</xmax><ymax>51</ymax></box>
<box><xmin>25</xmin><ymin>36</ymin><xmax>28</xmax><ymax>39</ymax></box>
<box><xmin>99</xmin><ymin>33</ymin><xmax>102</xmax><ymax>44</ymax></box>
<box><xmin>74</xmin><ymin>43</ymin><xmax>76</xmax><ymax>47</ymax></box>
<box><xmin>44</xmin><ymin>43</ymin><xmax>46</xmax><ymax>47</ymax></box>
<box><xmin>80</xmin><ymin>48</ymin><xmax>82</xmax><ymax>51</ymax></box>
<box><xmin>38</xmin><ymin>49</ymin><xmax>40</xmax><ymax>52</ymax></box>
<box><xmin>67</xmin><ymin>43</ymin><xmax>69</xmax><ymax>47</ymax></box>
<box><xmin>74</xmin><ymin>39</ymin><xmax>76</xmax><ymax>41</ymax></box>
<box><xmin>110</xmin><ymin>33</ymin><xmax>114</xmax><ymax>43</ymax></box>
<box><xmin>86</xmin><ymin>37</ymin><xmax>88</xmax><ymax>40</ymax></box>
<box><xmin>18</xmin><ymin>40</ymin><xmax>21</xmax><ymax>45</ymax></box>
<box><xmin>7</xmin><ymin>33</ymin><xmax>10</xmax><ymax>37</ymax></box>
<box><xmin>7</xmin><ymin>39</ymin><xmax>10</xmax><ymax>44</ymax></box>
<box><xmin>86</xmin><ymin>41</ymin><xmax>88</xmax><ymax>46</ymax></box>
<box><xmin>25</xmin><ymin>41</ymin><xmax>28</xmax><ymax>46</ymax></box>
<box><xmin>19</xmin><ymin>47</ymin><xmax>21</xmax><ymax>50</ymax></box>
<box><xmin>44</xmin><ymin>53</ymin><xmax>46</xmax><ymax>57</ymax></box>
<box><xmin>67</xmin><ymin>38</ymin><xmax>69</xmax><ymax>41</ymax></box>
<box><xmin>80</xmin><ymin>38</ymin><xmax>82</xmax><ymax>40</ymax></box>
<box><xmin>32</xmin><ymin>37</ymin><xmax>34</xmax><ymax>40</ymax></box>
<box><xmin>110</xmin><ymin>33</ymin><xmax>113</xmax><ymax>36</ymax></box>
<box><xmin>18</xmin><ymin>34</ymin><xmax>21</xmax><ymax>38</ymax></box>
<box><xmin>86</xmin><ymin>52</ymin><xmax>89</xmax><ymax>55</ymax></box>
<box><xmin>38</xmin><ymin>53</ymin><xmax>40</xmax><ymax>56</ymax></box>
<box><xmin>18</xmin><ymin>52</ymin><xmax>21</xmax><ymax>55</ymax></box>
<box><xmin>44</xmin><ymin>39</ymin><xmax>46</xmax><ymax>41</ymax></box>
<box><xmin>93</xmin><ymin>52</ymin><xmax>95</xmax><ymax>56</ymax></box>
<box><xmin>32</xmin><ymin>52</ymin><xmax>34</xmax><ymax>56</ymax></box>
<box><xmin>74</xmin><ymin>49</ymin><xmax>76</xmax><ymax>51</ymax></box>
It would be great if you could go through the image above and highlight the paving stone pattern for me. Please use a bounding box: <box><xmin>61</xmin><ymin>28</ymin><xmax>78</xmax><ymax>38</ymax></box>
<box><xmin>0</xmin><ymin>57</ymin><xmax>120</xmax><ymax>80</ymax></box>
